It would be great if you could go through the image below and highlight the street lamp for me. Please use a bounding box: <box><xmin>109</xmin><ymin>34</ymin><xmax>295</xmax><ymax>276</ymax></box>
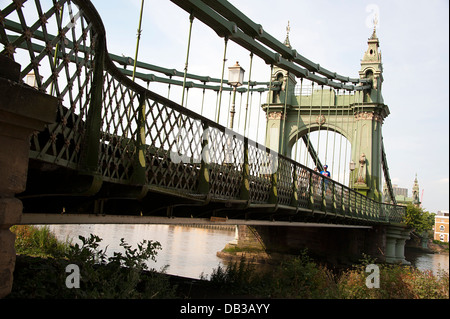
<box><xmin>228</xmin><ymin>61</ymin><xmax>245</xmax><ymax>129</ymax></box>
<box><xmin>349</xmin><ymin>160</ymin><xmax>356</xmax><ymax>188</ymax></box>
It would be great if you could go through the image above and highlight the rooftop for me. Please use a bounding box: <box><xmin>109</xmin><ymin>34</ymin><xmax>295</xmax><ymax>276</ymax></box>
<box><xmin>436</xmin><ymin>210</ymin><xmax>449</xmax><ymax>217</ymax></box>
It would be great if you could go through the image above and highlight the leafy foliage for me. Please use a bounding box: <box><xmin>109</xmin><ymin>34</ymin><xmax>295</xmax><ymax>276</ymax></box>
<box><xmin>9</xmin><ymin>226</ymin><xmax>176</xmax><ymax>299</ymax></box>
<box><xmin>11</xmin><ymin>225</ymin><xmax>71</xmax><ymax>257</ymax></box>
<box><xmin>206</xmin><ymin>251</ymin><xmax>449</xmax><ymax>299</ymax></box>
<box><xmin>338</xmin><ymin>263</ymin><xmax>449</xmax><ymax>299</ymax></box>
<box><xmin>9</xmin><ymin>226</ymin><xmax>449</xmax><ymax>299</ymax></box>
<box><xmin>403</xmin><ymin>204</ymin><xmax>435</xmax><ymax>234</ymax></box>
<box><xmin>205</xmin><ymin>251</ymin><xmax>338</xmax><ymax>298</ymax></box>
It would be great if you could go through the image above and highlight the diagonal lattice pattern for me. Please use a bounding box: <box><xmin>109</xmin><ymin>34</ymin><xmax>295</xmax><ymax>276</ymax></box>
<box><xmin>99</xmin><ymin>73</ymin><xmax>140</xmax><ymax>181</ymax></box>
<box><xmin>248</xmin><ymin>143</ymin><xmax>273</xmax><ymax>203</ymax></box>
<box><xmin>0</xmin><ymin>0</ymin><xmax>406</xmax><ymax>223</ymax></box>
<box><xmin>1</xmin><ymin>0</ymin><xmax>95</xmax><ymax>168</ymax></box>
<box><xmin>207</xmin><ymin>127</ymin><xmax>244</xmax><ymax>199</ymax></box>
<box><xmin>144</xmin><ymin>100</ymin><xmax>202</xmax><ymax>192</ymax></box>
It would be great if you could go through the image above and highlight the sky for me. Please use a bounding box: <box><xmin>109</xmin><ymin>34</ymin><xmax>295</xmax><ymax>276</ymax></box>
<box><xmin>91</xmin><ymin>0</ymin><xmax>449</xmax><ymax>213</ymax></box>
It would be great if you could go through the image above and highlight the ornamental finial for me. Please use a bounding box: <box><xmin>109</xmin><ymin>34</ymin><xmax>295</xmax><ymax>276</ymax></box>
<box><xmin>284</xmin><ymin>21</ymin><xmax>291</xmax><ymax>48</ymax></box>
<box><xmin>371</xmin><ymin>13</ymin><xmax>378</xmax><ymax>38</ymax></box>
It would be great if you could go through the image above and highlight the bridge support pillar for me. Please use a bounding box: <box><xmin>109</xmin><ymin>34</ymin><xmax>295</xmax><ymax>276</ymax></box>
<box><xmin>231</xmin><ymin>225</ymin><xmax>385</xmax><ymax>266</ymax></box>
<box><xmin>228</xmin><ymin>224</ymin><xmax>411</xmax><ymax>267</ymax></box>
<box><xmin>0</xmin><ymin>55</ymin><xmax>57</xmax><ymax>298</ymax></box>
<box><xmin>384</xmin><ymin>236</ymin><xmax>397</xmax><ymax>263</ymax></box>
<box><xmin>385</xmin><ymin>225</ymin><xmax>411</xmax><ymax>265</ymax></box>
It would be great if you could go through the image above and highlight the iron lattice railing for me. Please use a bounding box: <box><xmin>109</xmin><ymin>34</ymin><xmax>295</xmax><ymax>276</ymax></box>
<box><xmin>0</xmin><ymin>0</ymin><xmax>405</xmax><ymax>223</ymax></box>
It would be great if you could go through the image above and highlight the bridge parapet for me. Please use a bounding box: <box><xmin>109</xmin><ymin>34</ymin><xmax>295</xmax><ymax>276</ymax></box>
<box><xmin>0</xmin><ymin>0</ymin><xmax>405</xmax><ymax>226</ymax></box>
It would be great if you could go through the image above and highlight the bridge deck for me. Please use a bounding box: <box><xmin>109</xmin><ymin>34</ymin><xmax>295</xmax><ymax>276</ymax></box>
<box><xmin>20</xmin><ymin>213</ymin><xmax>374</xmax><ymax>229</ymax></box>
<box><xmin>1</xmin><ymin>0</ymin><xmax>405</xmax><ymax>227</ymax></box>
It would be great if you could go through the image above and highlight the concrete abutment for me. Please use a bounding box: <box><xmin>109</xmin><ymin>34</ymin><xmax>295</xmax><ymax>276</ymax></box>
<box><xmin>0</xmin><ymin>55</ymin><xmax>57</xmax><ymax>298</ymax></box>
<box><xmin>228</xmin><ymin>224</ymin><xmax>411</xmax><ymax>267</ymax></box>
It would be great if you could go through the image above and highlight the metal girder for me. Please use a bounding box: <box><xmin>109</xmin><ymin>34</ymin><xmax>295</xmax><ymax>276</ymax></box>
<box><xmin>169</xmin><ymin>0</ymin><xmax>237</xmax><ymax>38</ymax></box>
<box><xmin>301</xmin><ymin>135</ymin><xmax>323</xmax><ymax>172</ymax></box>
<box><xmin>172</xmin><ymin>0</ymin><xmax>336</xmax><ymax>86</ymax></box>
<box><xmin>381</xmin><ymin>138</ymin><xmax>397</xmax><ymax>205</ymax></box>
<box><xmin>173</xmin><ymin>0</ymin><xmax>369</xmax><ymax>87</ymax></box>
<box><xmin>120</xmin><ymin>67</ymin><xmax>269</xmax><ymax>93</ymax></box>
<box><xmin>19</xmin><ymin>213</ymin><xmax>373</xmax><ymax>229</ymax></box>
<box><xmin>202</xmin><ymin>0</ymin><xmax>264</xmax><ymax>38</ymax></box>
<box><xmin>1</xmin><ymin>0</ymin><xmax>403</xmax><ymax>227</ymax></box>
<box><xmin>110</xmin><ymin>52</ymin><xmax>270</xmax><ymax>89</ymax></box>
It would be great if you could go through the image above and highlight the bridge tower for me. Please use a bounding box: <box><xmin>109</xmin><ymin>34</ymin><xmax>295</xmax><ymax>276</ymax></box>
<box><xmin>262</xmin><ymin>26</ymin><xmax>390</xmax><ymax>201</ymax></box>
<box><xmin>351</xmin><ymin>26</ymin><xmax>389</xmax><ymax>201</ymax></box>
<box><xmin>412</xmin><ymin>174</ymin><xmax>421</xmax><ymax>206</ymax></box>
<box><xmin>264</xmin><ymin>23</ymin><xmax>297</xmax><ymax>157</ymax></box>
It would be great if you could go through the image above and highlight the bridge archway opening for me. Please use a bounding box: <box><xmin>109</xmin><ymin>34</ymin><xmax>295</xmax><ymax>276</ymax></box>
<box><xmin>365</xmin><ymin>69</ymin><xmax>374</xmax><ymax>80</ymax></box>
<box><xmin>290</xmin><ymin>129</ymin><xmax>352</xmax><ymax>187</ymax></box>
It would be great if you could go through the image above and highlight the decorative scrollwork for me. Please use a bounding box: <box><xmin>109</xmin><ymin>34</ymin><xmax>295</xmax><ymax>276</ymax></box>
<box><xmin>316</xmin><ymin>115</ymin><xmax>326</xmax><ymax>125</ymax></box>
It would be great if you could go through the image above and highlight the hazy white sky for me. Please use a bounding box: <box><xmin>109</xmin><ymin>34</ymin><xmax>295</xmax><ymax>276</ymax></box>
<box><xmin>93</xmin><ymin>0</ymin><xmax>449</xmax><ymax>213</ymax></box>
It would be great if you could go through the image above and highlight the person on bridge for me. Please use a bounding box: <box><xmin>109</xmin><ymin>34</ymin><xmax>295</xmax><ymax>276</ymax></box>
<box><xmin>320</xmin><ymin>165</ymin><xmax>331</xmax><ymax>193</ymax></box>
<box><xmin>320</xmin><ymin>165</ymin><xmax>330</xmax><ymax>178</ymax></box>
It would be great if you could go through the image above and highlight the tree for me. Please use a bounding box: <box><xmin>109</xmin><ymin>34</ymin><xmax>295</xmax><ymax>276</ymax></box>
<box><xmin>403</xmin><ymin>204</ymin><xmax>435</xmax><ymax>235</ymax></box>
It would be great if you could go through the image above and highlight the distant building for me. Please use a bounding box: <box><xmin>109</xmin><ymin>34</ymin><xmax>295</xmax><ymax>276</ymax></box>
<box><xmin>434</xmin><ymin>210</ymin><xmax>449</xmax><ymax>243</ymax></box>
<box><xmin>383</xmin><ymin>174</ymin><xmax>421</xmax><ymax>207</ymax></box>
<box><xmin>411</xmin><ymin>174</ymin><xmax>420</xmax><ymax>206</ymax></box>
<box><xmin>392</xmin><ymin>184</ymin><xmax>408</xmax><ymax>198</ymax></box>
<box><xmin>393</xmin><ymin>183</ymin><xmax>413</xmax><ymax>206</ymax></box>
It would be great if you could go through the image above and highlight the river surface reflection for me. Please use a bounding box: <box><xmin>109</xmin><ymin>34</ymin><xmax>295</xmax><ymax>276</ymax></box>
<box><xmin>44</xmin><ymin>224</ymin><xmax>448</xmax><ymax>279</ymax></box>
<box><xmin>45</xmin><ymin>224</ymin><xmax>235</xmax><ymax>279</ymax></box>
<box><xmin>405</xmin><ymin>250</ymin><xmax>449</xmax><ymax>276</ymax></box>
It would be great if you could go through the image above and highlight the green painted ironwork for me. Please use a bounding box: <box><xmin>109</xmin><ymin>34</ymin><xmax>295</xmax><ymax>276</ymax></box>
<box><xmin>0</xmin><ymin>0</ymin><xmax>405</xmax><ymax>224</ymax></box>
<box><xmin>171</xmin><ymin>0</ymin><xmax>371</xmax><ymax>90</ymax></box>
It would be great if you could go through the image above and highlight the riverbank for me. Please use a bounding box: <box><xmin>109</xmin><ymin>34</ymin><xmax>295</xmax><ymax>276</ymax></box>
<box><xmin>406</xmin><ymin>233</ymin><xmax>449</xmax><ymax>255</ymax></box>
<box><xmin>8</xmin><ymin>251</ymin><xmax>449</xmax><ymax>299</ymax></box>
<box><xmin>6</xmin><ymin>225</ymin><xmax>449</xmax><ymax>299</ymax></box>
<box><xmin>428</xmin><ymin>241</ymin><xmax>449</xmax><ymax>254</ymax></box>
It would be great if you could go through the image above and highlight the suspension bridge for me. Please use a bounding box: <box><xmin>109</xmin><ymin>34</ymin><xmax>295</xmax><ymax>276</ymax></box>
<box><xmin>0</xmin><ymin>0</ymin><xmax>411</xmax><ymax>298</ymax></box>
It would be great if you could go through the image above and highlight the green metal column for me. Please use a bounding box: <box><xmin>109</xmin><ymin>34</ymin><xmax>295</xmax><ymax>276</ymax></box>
<box><xmin>131</xmin><ymin>92</ymin><xmax>147</xmax><ymax>185</ymax></box>
<box><xmin>198</xmin><ymin>122</ymin><xmax>210</xmax><ymax>194</ymax></box>
<box><xmin>269</xmin><ymin>169</ymin><xmax>278</xmax><ymax>205</ymax></box>
<box><xmin>263</xmin><ymin>67</ymin><xmax>296</xmax><ymax>156</ymax></box>
<box><xmin>351</xmin><ymin>27</ymin><xmax>389</xmax><ymax>201</ymax></box>
<box><xmin>290</xmin><ymin>165</ymin><xmax>298</xmax><ymax>207</ymax></box>
<box><xmin>240</xmin><ymin>137</ymin><xmax>250</xmax><ymax>200</ymax></box>
<box><xmin>351</xmin><ymin>105</ymin><xmax>385</xmax><ymax>201</ymax></box>
<box><xmin>80</xmin><ymin>33</ymin><xmax>105</xmax><ymax>174</ymax></box>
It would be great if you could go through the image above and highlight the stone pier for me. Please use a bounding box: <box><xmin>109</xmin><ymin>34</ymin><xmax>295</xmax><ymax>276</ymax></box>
<box><xmin>231</xmin><ymin>224</ymin><xmax>411</xmax><ymax>266</ymax></box>
<box><xmin>385</xmin><ymin>225</ymin><xmax>412</xmax><ymax>264</ymax></box>
<box><xmin>0</xmin><ymin>55</ymin><xmax>57</xmax><ymax>298</ymax></box>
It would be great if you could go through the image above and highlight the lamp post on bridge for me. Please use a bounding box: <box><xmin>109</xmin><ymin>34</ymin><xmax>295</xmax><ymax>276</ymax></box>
<box><xmin>228</xmin><ymin>61</ymin><xmax>245</xmax><ymax>130</ymax></box>
<box><xmin>224</xmin><ymin>62</ymin><xmax>245</xmax><ymax>165</ymax></box>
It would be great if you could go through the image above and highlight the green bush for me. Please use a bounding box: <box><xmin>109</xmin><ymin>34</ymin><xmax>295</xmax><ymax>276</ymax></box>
<box><xmin>64</xmin><ymin>234</ymin><xmax>176</xmax><ymax>299</ymax></box>
<box><xmin>205</xmin><ymin>251</ymin><xmax>338</xmax><ymax>298</ymax></box>
<box><xmin>206</xmin><ymin>252</ymin><xmax>449</xmax><ymax>299</ymax></box>
<box><xmin>11</xmin><ymin>225</ymin><xmax>71</xmax><ymax>257</ymax></box>
<box><xmin>337</xmin><ymin>262</ymin><xmax>449</xmax><ymax>299</ymax></box>
<box><xmin>9</xmin><ymin>226</ymin><xmax>449</xmax><ymax>299</ymax></box>
<box><xmin>267</xmin><ymin>252</ymin><xmax>337</xmax><ymax>298</ymax></box>
<box><xmin>9</xmin><ymin>227</ymin><xmax>177</xmax><ymax>299</ymax></box>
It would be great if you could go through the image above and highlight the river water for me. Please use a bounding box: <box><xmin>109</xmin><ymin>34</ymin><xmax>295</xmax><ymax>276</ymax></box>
<box><xmin>45</xmin><ymin>224</ymin><xmax>236</xmax><ymax>279</ymax></box>
<box><xmin>405</xmin><ymin>249</ymin><xmax>449</xmax><ymax>276</ymax></box>
<box><xmin>43</xmin><ymin>224</ymin><xmax>448</xmax><ymax>279</ymax></box>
